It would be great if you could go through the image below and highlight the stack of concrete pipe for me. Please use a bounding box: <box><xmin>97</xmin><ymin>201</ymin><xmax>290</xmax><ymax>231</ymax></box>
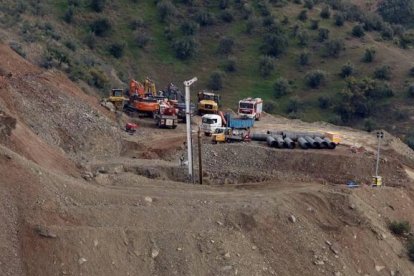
<box><xmin>250</xmin><ymin>131</ymin><xmax>336</xmax><ymax>150</ymax></box>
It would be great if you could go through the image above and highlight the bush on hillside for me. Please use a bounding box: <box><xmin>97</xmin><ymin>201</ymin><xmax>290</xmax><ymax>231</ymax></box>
<box><xmin>259</xmin><ymin>56</ymin><xmax>274</xmax><ymax>77</ymax></box>
<box><xmin>334</xmin><ymin>13</ymin><xmax>345</xmax><ymax>26</ymax></box>
<box><xmin>88</xmin><ymin>68</ymin><xmax>108</xmax><ymax>89</ymax></box>
<box><xmin>297</xmin><ymin>30</ymin><xmax>309</xmax><ymax>47</ymax></box>
<box><xmin>129</xmin><ymin>18</ymin><xmax>146</xmax><ymax>30</ymax></box>
<box><xmin>108</xmin><ymin>43</ymin><xmax>125</xmax><ymax>58</ymax></box>
<box><xmin>406</xmin><ymin>133</ymin><xmax>414</xmax><ymax>150</ymax></box>
<box><xmin>286</xmin><ymin>97</ymin><xmax>302</xmax><ymax>113</ymax></box>
<box><xmin>310</xmin><ymin>20</ymin><xmax>319</xmax><ymax>30</ymax></box>
<box><xmin>180</xmin><ymin>20</ymin><xmax>198</xmax><ymax>35</ymax></box>
<box><xmin>90</xmin><ymin>18</ymin><xmax>111</xmax><ymax>37</ymax></box>
<box><xmin>172</xmin><ymin>36</ymin><xmax>197</xmax><ymax>59</ymax></box>
<box><xmin>352</xmin><ymin>25</ymin><xmax>365</xmax><ymax>37</ymax></box>
<box><xmin>410</xmin><ymin>67</ymin><xmax>414</xmax><ymax>77</ymax></box>
<box><xmin>374</xmin><ymin>65</ymin><xmax>392</xmax><ymax>80</ymax></box>
<box><xmin>325</xmin><ymin>39</ymin><xmax>344</xmax><ymax>58</ymax></box>
<box><xmin>157</xmin><ymin>0</ymin><xmax>177</xmax><ymax>22</ymax></box>
<box><xmin>298</xmin><ymin>51</ymin><xmax>310</xmax><ymax>65</ymax></box>
<box><xmin>362</xmin><ymin>48</ymin><xmax>376</xmax><ymax>63</ymax></box>
<box><xmin>304</xmin><ymin>0</ymin><xmax>314</xmax><ymax>9</ymax></box>
<box><xmin>408</xmin><ymin>239</ymin><xmax>414</xmax><ymax>262</ymax></box>
<box><xmin>381</xmin><ymin>23</ymin><xmax>394</xmax><ymax>40</ymax></box>
<box><xmin>83</xmin><ymin>32</ymin><xmax>96</xmax><ymax>49</ymax></box>
<box><xmin>305</xmin><ymin>70</ymin><xmax>326</xmax><ymax>88</ymax></box>
<box><xmin>340</xmin><ymin>62</ymin><xmax>355</xmax><ymax>78</ymax></box>
<box><xmin>90</xmin><ymin>0</ymin><xmax>105</xmax><ymax>12</ymax></box>
<box><xmin>298</xmin><ymin>10</ymin><xmax>308</xmax><ymax>21</ymax></box>
<box><xmin>263</xmin><ymin>101</ymin><xmax>276</xmax><ymax>113</ymax></box>
<box><xmin>293</xmin><ymin>0</ymin><xmax>302</xmax><ymax>4</ymax></box>
<box><xmin>9</xmin><ymin>42</ymin><xmax>26</xmax><ymax>58</ymax></box>
<box><xmin>318</xmin><ymin>96</ymin><xmax>332</xmax><ymax>109</ymax></box>
<box><xmin>208</xmin><ymin>70</ymin><xmax>224</xmax><ymax>90</ymax></box>
<box><xmin>389</xmin><ymin>220</ymin><xmax>411</xmax><ymax>236</ymax></box>
<box><xmin>318</xmin><ymin>28</ymin><xmax>330</xmax><ymax>42</ymax></box>
<box><xmin>63</xmin><ymin>7</ymin><xmax>74</xmax><ymax>23</ymax></box>
<box><xmin>217</xmin><ymin>36</ymin><xmax>234</xmax><ymax>55</ymax></box>
<box><xmin>320</xmin><ymin>6</ymin><xmax>331</xmax><ymax>19</ymax></box>
<box><xmin>219</xmin><ymin>0</ymin><xmax>229</xmax><ymax>9</ymax></box>
<box><xmin>245</xmin><ymin>16</ymin><xmax>258</xmax><ymax>34</ymax></box>
<box><xmin>378</xmin><ymin>0</ymin><xmax>414</xmax><ymax>25</ymax></box>
<box><xmin>222</xmin><ymin>57</ymin><xmax>236</xmax><ymax>72</ymax></box>
<box><xmin>135</xmin><ymin>33</ymin><xmax>151</xmax><ymax>48</ymax></box>
<box><xmin>273</xmin><ymin>78</ymin><xmax>290</xmax><ymax>98</ymax></box>
<box><xmin>195</xmin><ymin>10</ymin><xmax>215</xmax><ymax>26</ymax></box>
<box><xmin>260</xmin><ymin>33</ymin><xmax>289</xmax><ymax>57</ymax></box>
<box><xmin>408</xmin><ymin>84</ymin><xmax>414</xmax><ymax>98</ymax></box>
<box><xmin>220</xmin><ymin>9</ymin><xmax>234</xmax><ymax>23</ymax></box>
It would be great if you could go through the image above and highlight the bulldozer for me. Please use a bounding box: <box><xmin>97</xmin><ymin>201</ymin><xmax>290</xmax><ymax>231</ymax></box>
<box><xmin>108</xmin><ymin>88</ymin><xmax>128</xmax><ymax>110</ymax></box>
<box><xmin>211</xmin><ymin>127</ymin><xmax>250</xmax><ymax>144</ymax></box>
<box><xmin>197</xmin><ymin>91</ymin><xmax>220</xmax><ymax>115</ymax></box>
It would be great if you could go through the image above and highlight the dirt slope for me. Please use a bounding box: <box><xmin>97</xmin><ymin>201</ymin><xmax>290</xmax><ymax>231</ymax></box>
<box><xmin>1</xmin><ymin>43</ymin><xmax>414</xmax><ymax>276</ymax></box>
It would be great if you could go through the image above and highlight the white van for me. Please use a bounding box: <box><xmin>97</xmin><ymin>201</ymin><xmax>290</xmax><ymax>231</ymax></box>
<box><xmin>201</xmin><ymin>114</ymin><xmax>223</xmax><ymax>135</ymax></box>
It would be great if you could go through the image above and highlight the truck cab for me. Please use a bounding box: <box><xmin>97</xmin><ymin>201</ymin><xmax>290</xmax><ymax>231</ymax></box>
<box><xmin>198</xmin><ymin>91</ymin><xmax>220</xmax><ymax>115</ymax></box>
<box><xmin>201</xmin><ymin>114</ymin><xmax>222</xmax><ymax>136</ymax></box>
<box><xmin>238</xmin><ymin>98</ymin><xmax>263</xmax><ymax>120</ymax></box>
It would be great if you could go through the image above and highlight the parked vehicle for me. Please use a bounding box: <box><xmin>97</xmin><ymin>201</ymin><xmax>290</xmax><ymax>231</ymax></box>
<box><xmin>238</xmin><ymin>97</ymin><xmax>263</xmax><ymax>120</ymax></box>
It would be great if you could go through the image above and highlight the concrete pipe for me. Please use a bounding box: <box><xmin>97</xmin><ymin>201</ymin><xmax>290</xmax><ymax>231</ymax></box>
<box><xmin>284</xmin><ymin>137</ymin><xmax>295</xmax><ymax>149</ymax></box>
<box><xmin>274</xmin><ymin>135</ymin><xmax>285</xmax><ymax>148</ymax></box>
<box><xmin>267</xmin><ymin>130</ymin><xmax>284</xmax><ymax>136</ymax></box>
<box><xmin>251</xmin><ymin>133</ymin><xmax>269</xmax><ymax>141</ymax></box>
<box><xmin>305</xmin><ymin>136</ymin><xmax>320</xmax><ymax>148</ymax></box>
<box><xmin>314</xmin><ymin>137</ymin><xmax>327</xmax><ymax>148</ymax></box>
<box><xmin>297</xmin><ymin>137</ymin><xmax>309</xmax><ymax>149</ymax></box>
<box><xmin>323</xmin><ymin>138</ymin><xmax>336</xmax><ymax>149</ymax></box>
<box><xmin>266</xmin><ymin>136</ymin><xmax>278</xmax><ymax>147</ymax></box>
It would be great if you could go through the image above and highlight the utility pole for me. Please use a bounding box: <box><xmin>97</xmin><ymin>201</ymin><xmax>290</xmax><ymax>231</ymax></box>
<box><xmin>183</xmin><ymin>77</ymin><xmax>198</xmax><ymax>181</ymax></box>
<box><xmin>198</xmin><ymin>127</ymin><xmax>203</xmax><ymax>184</ymax></box>
<box><xmin>374</xmin><ymin>131</ymin><xmax>384</xmax><ymax>187</ymax></box>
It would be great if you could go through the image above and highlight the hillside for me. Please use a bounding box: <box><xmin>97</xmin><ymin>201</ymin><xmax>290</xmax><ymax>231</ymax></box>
<box><xmin>1</xmin><ymin>0</ymin><xmax>414</xmax><ymax>144</ymax></box>
<box><xmin>2</xmin><ymin>42</ymin><xmax>414</xmax><ymax>275</ymax></box>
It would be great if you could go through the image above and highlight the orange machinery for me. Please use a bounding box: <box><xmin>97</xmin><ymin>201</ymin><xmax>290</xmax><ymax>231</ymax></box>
<box><xmin>127</xmin><ymin>78</ymin><xmax>159</xmax><ymax>116</ymax></box>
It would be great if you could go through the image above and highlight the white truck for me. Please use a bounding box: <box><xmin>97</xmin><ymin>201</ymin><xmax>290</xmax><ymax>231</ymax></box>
<box><xmin>201</xmin><ymin>114</ymin><xmax>222</xmax><ymax>136</ymax></box>
<box><xmin>238</xmin><ymin>97</ymin><xmax>263</xmax><ymax>120</ymax></box>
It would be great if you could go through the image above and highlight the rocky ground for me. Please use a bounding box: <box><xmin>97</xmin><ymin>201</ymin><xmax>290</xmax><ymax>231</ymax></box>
<box><xmin>1</xmin><ymin>44</ymin><xmax>414</xmax><ymax>276</ymax></box>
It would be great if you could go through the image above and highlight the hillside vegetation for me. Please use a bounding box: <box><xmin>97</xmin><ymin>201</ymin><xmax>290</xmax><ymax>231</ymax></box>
<box><xmin>1</xmin><ymin>0</ymin><xmax>414</xmax><ymax>142</ymax></box>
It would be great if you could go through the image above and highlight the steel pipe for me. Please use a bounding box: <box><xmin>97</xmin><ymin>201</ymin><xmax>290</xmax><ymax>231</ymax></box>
<box><xmin>323</xmin><ymin>138</ymin><xmax>336</xmax><ymax>149</ymax></box>
<box><xmin>297</xmin><ymin>137</ymin><xmax>309</xmax><ymax>149</ymax></box>
<box><xmin>314</xmin><ymin>137</ymin><xmax>327</xmax><ymax>148</ymax></box>
<box><xmin>274</xmin><ymin>135</ymin><xmax>285</xmax><ymax>148</ymax></box>
<box><xmin>266</xmin><ymin>136</ymin><xmax>278</xmax><ymax>147</ymax></box>
<box><xmin>284</xmin><ymin>137</ymin><xmax>295</xmax><ymax>149</ymax></box>
<box><xmin>251</xmin><ymin>133</ymin><xmax>269</xmax><ymax>141</ymax></box>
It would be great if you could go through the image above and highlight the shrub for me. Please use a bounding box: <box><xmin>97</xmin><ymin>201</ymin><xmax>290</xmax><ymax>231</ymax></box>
<box><xmin>286</xmin><ymin>98</ymin><xmax>301</xmax><ymax>113</ymax></box>
<box><xmin>408</xmin><ymin>239</ymin><xmax>414</xmax><ymax>262</ymax></box>
<box><xmin>217</xmin><ymin>36</ymin><xmax>234</xmax><ymax>55</ymax></box>
<box><xmin>305</xmin><ymin>70</ymin><xmax>326</xmax><ymax>88</ymax></box>
<box><xmin>304</xmin><ymin>0</ymin><xmax>314</xmax><ymax>9</ymax></box>
<box><xmin>352</xmin><ymin>25</ymin><xmax>365</xmax><ymax>37</ymax></box>
<box><xmin>135</xmin><ymin>33</ymin><xmax>151</xmax><ymax>48</ymax></box>
<box><xmin>9</xmin><ymin>42</ymin><xmax>26</xmax><ymax>58</ymax></box>
<box><xmin>318</xmin><ymin>96</ymin><xmax>331</xmax><ymax>109</ymax></box>
<box><xmin>410</xmin><ymin>67</ymin><xmax>414</xmax><ymax>77</ymax></box>
<box><xmin>180</xmin><ymin>20</ymin><xmax>198</xmax><ymax>35</ymax></box>
<box><xmin>297</xmin><ymin>30</ymin><xmax>309</xmax><ymax>47</ymax></box>
<box><xmin>260</xmin><ymin>33</ymin><xmax>289</xmax><ymax>57</ymax></box>
<box><xmin>172</xmin><ymin>37</ymin><xmax>197</xmax><ymax>59</ymax></box>
<box><xmin>389</xmin><ymin>220</ymin><xmax>411</xmax><ymax>236</ymax></box>
<box><xmin>310</xmin><ymin>20</ymin><xmax>319</xmax><ymax>30</ymax></box>
<box><xmin>406</xmin><ymin>133</ymin><xmax>414</xmax><ymax>150</ymax></box>
<box><xmin>340</xmin><ymin>62</ymin><xmax>354</xmax><ymax>78</ymax></box>
<box><xmin>407</xmin><ymin>84</ymin><xmax>414</xmax><ymax>98</ymax></box>
<box><xmin>245</xmin><ymin>17</ymin><xmax>258</xmax><ymax>34</ymax></box>
<box><xmin>90</xmin><ymin>18</ymin><xmax>111</xmax><ymax>37</ymax></box>
<box><xmin>129</xmin><ymin>18</ymin><xmax>146</xmax><ymax>30</ymax></box>
<box><xmin>334</xmin><ymin>13</ymin><xmax>344</xmax><ymax>26</ymax></box>
<box><xmin>157</xmin><ymin>0</ymin><xmax>176</xmax><ymax>22</ymax></box>
<box><xmin>374</xmin><ymin>65</ymin><xmax>392</xmax><ymax>80</ymax></box>
<box><xmin>298</xmin><ymin>51</ymin><xmax>310</xmax><ymax>65</ymax></box>
<box><xmin>84</xmin><ymin>32</ymin><xmax>96</xmax><ymax>49</ymax></box>
<box><xmin>364</xmin><ymin>119</ymin><xmax>377</xmax><ymax>132</ymax></box>
<box><xmin>63</xmin><ymin>7</ymin><xmax>74</xmax><ymax>23</ymax></box>
<box><xmin>64</xmin><ymin>40</ymin><xmax>76</xmax><ymax>51</ymax></box>
<box><xmin>220</xmin><ymin>9</ymin><xmax>234</xmax><ymax>23</ymax></box>
<box><xmin>263</xmin><ymin>101</ymin><xmax>276</xmax><ymax>113</ymax></box>
<box><xmin>219</xmin><ymin>0</ymin><xmax>229</xmax><ymax>9</ymax></box>
<box><xmin>325</xmin><ymin>39</ymin><xmax>344</xmax><ymax>58</ymax></box>
<box><xmin>381</xmin><ymin>23</ymin><xmax>394</xmax><ymax>40</ymax></box>
<box><xmin>89</xmin><ymin>68</ymin><xmax>108</xmax><ymax>89</ymax></box>
<box><xmin>318</xmin><ymin>28</ymin><xmax>329</xmax><ymax>42</ymax></box>
<box><xmin>108</xmin><ymin>43</ymin><xmax>125</xmax><ymax>58</ymax></box>
<box><xmin>378</xmin><ymin>0</ymin><xmax>414</xmax><ymax>25</ymax></box>
<box><xmin>273</xmin><ymin>78</ymin><xmax>290</xmax><ymax>98</ymax></box>
<box><xmin>298</xmin><ymin>10</ymin><xmax>308</xmax><ymax>21</ymax></box>
<box><xmin>195</xmin><ymin>10</ymin><xmax>215</xmax><ymax>26</ymax></box>
<box><xmin>362</xmin><ymin>48</ymin><xmax>376</xmax><ymax>63</ymax></box>
<box><xmin>208</xmin><ymin>70</ymin><xmax>224</xmax><ymax>90</ymax></box>
<box><xmin>259</xmin><ymin>56</ymin><xmax>274</xmax><ymax>77</ymax></box>
<box><xmin>320</xmin><ymin>6</ymin><xmax>331</xmax><ymax>19</ymax></box>
<box><xmin>90</xmin><ymin>0</ymin><xmax>105</xmax><ymax>12</ymax></box>
<box><xmin>222</xmin><ymin>57</ymin><xmax>236</xmax><ymax>72</ymax></box>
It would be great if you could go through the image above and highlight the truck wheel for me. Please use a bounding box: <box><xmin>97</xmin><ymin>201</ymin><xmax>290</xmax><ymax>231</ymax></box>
<box><xmin>212</xmin><ymin>140</ymin><xmax>217</xmax><ymax>144</ymax></box>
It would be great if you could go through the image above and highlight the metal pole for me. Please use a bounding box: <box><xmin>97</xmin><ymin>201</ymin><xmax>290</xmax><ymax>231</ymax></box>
<box><xmin>183</xmin><ymin>77</ymin><xmax>198</xmax><ymax>181</ymax></box>
<box><xmin>375</xmin><ymin>136</ymin><xmax>381</xmax><ymax>177</ymax></box>
<box><xmin>198</xmin><ymin>127</ymin><xmax>203</xmax><ymax>184</ymax></box>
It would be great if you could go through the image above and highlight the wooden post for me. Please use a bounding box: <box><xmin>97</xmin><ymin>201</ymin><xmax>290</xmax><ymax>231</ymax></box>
<box><xmin>198</xmin><ymin>127</ymin><xmax>203</xmax><ymax>185</ymax></box>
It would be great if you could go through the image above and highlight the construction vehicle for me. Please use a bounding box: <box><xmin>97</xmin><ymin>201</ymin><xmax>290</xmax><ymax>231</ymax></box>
<box><xmin>238</xmin><ymin>98</ymin><xmax>263</xmax><ymax>120</ymax></box>
<box><xmin>144</xmin><ymin>77</ymin><xmax>156</xmax><ymax>97</ymax></box>
<box><xmin>125</xmin><ymin>78</ymin><xmax>160</xmax><ymax>117</ymax></box>
<box><xmin>211</xmin><ymin>127</ymin><xmax>251</xmax><ymax>144</ymax></box>
<box><xmin>201</xmin><ymin>112</ymin><xmax>254</xmax><ymax>136</ymax></box>
<box><xmin>197</xmin><ymin>91</ymin><xmax>220</xmax><ymax>115</ymax></box>
<box><xmin>154</xmin><ymin>100</ymin><xmax>178</xmax><ymax>128</ymax></box>
<box><xmin>162</xmin><ymin>83</ymin><xmax>195</xmax><ymax>122</ymax></box>
<box><xmin>107</xmin><ymin>88</ymin><xmax>128</xmax><ymax>110</ymax></box>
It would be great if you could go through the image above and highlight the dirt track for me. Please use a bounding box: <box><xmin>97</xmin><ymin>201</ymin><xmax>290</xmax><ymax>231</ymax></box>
<box><xmin>1</xmin><ymin>44</ymin><xmax>414</xmax><ymax>276</ymax></box>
